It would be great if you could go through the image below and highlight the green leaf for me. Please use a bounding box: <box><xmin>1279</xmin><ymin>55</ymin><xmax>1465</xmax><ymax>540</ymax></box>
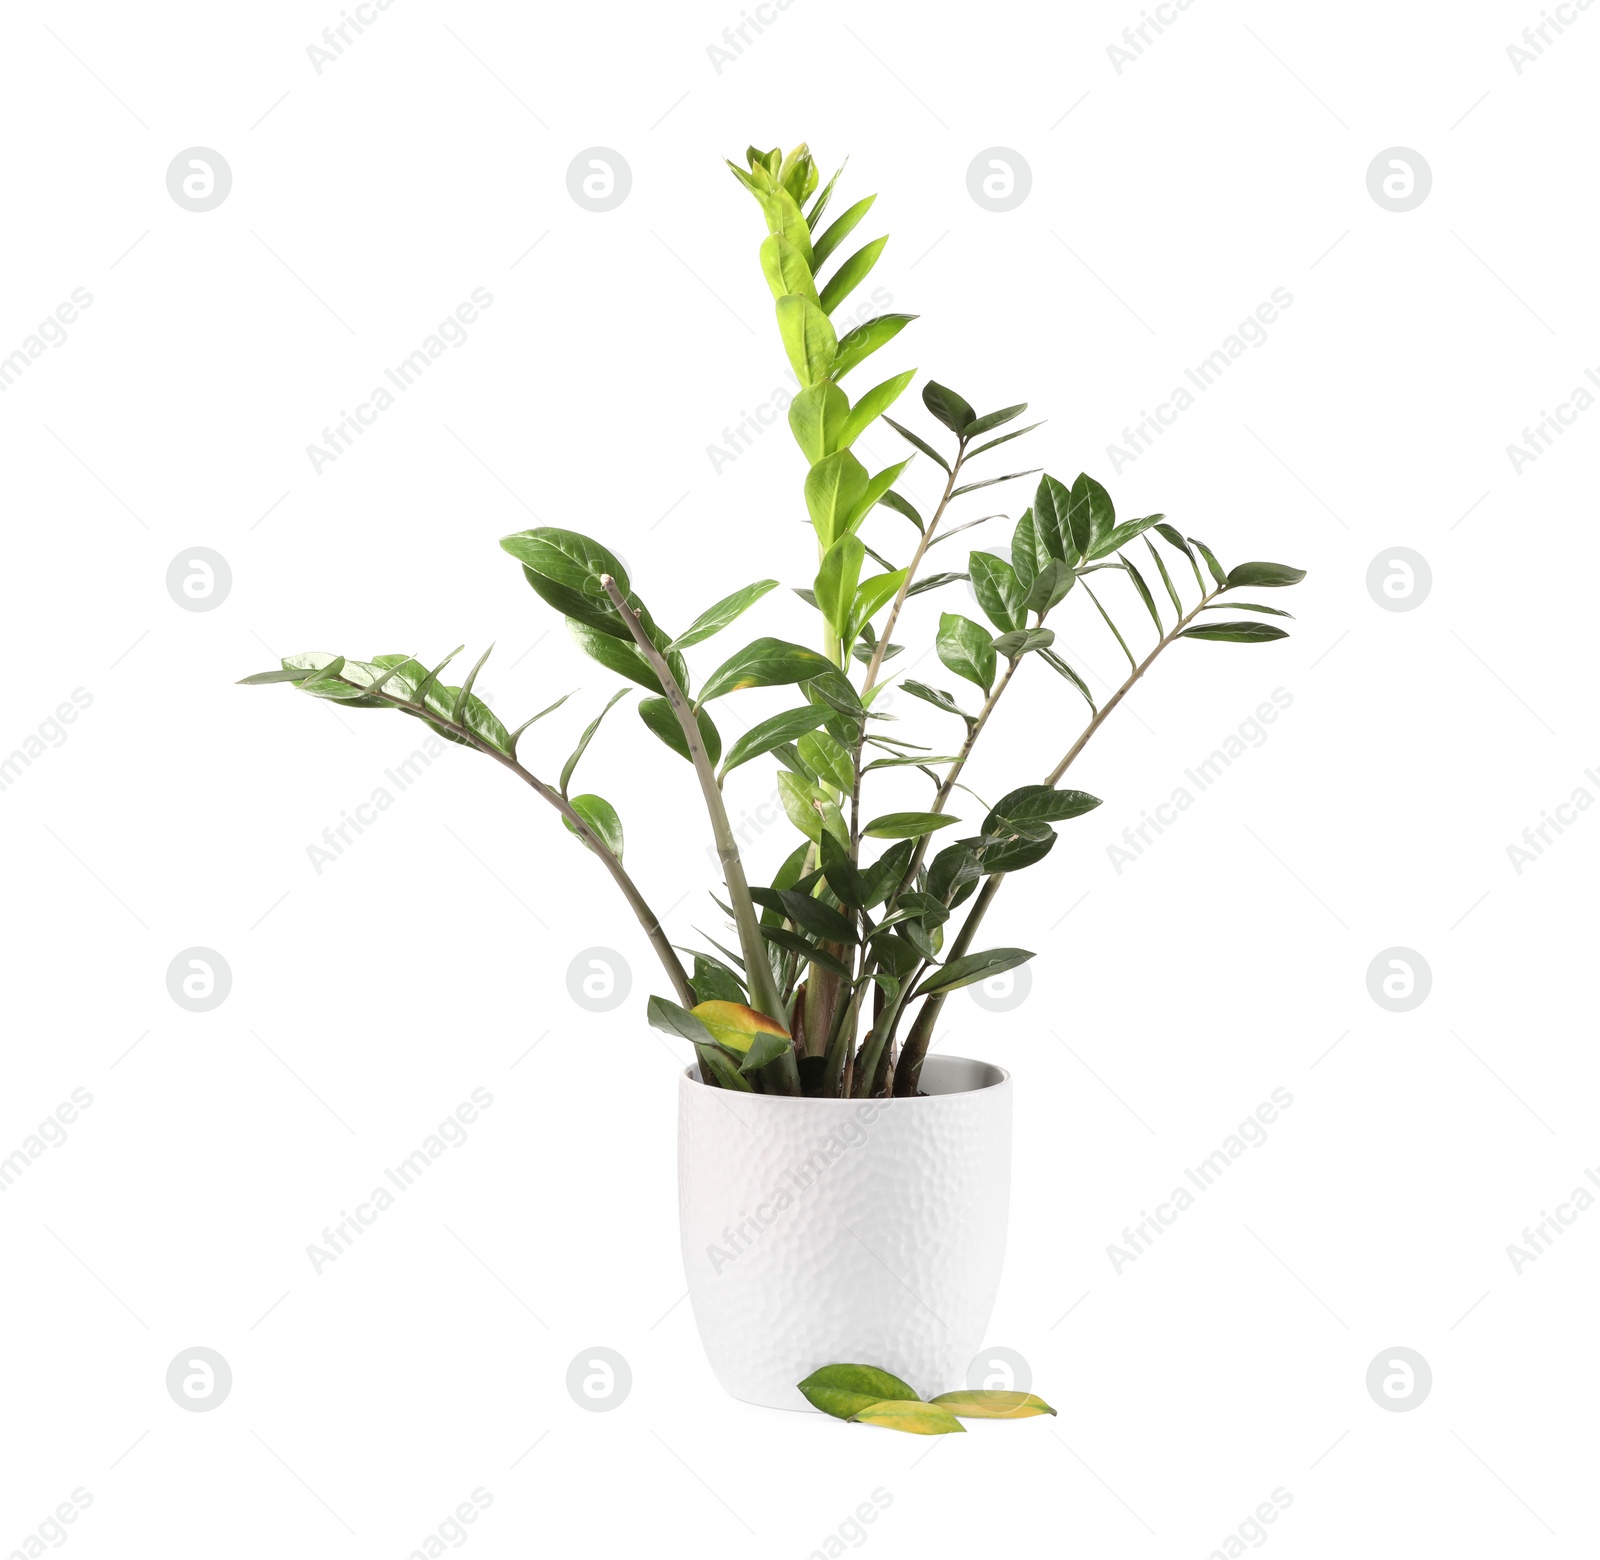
<box><xmin>692</xmin><ymin>954</ymin><xmax>745</xmax><ymax>1005</ymax></box>
<box><xmin>759</xmin><ymin>187</ymin><xmax>814</xmax><ymax>268</ymax></box>
<box><xmin>647</xmin><ymin>995</ymin><xmax>719</xmax><ymax>1048</ymax></box>
<box><xmin>849</xmin><ymin>1401</ymin><xmax>965</xmax><ymax>1435</ymax></box>
<box><xmin>669</xmin><ymin>581</ymin><xmax>779</xmax><ymax>650</ymax></box>
<box><xmin>239</xmin><ymin>665</ymin><xmax>318</xmax><ymax>685</ymax></box>
<box><xmin>1010</xmin><ymin>511</ymin><xmax>1039</xmax><ymax>591</ymax></box>
<box><xmin>1144</xmin><ymin>536</ymin><xmax>1184</xmax><ymax>617</ymax></box>
<box><xmin>1223</xmin><ymin>561</ymin><xmax>1307</xmax><ymax>590</ymax></box>
<box><xmin>900</xmin><ymin>679</ymin><xmax>973</xmax><ymax>722</ymax></box>
<box><xmin>831</xmin><ymin>313</ymin><xmax>916</xmax><ymax>381</ymax></box>
<box><xmin>563</xmin><ymin>793</ymin><xmax>623</xmax><ymax>858</ymax></box>
<box><xmin>1024</xmin><ymin>558</ymin><xmax>1074</xmax><ymax>615</ymax></box>
<box><xmin>806</xmin><ymin>160</ymin><xmax>846</xmax><ymax>231</ymax></box>
<box><xmin>992</xmin><ymin>627</ymin><xmax>1055</xmax><ymax>658</ymax></box>
<box><xmin>906</xmin><ymin>571</ymin><xmax>965</xmax><ymax>598</ymax></box>
<box><xmin>819</xmin><ymin>235</ymin><xmax>887</xmax><ymax>315</ymax></box>
<box><xmin>913</xmin><ymin>948</ymin><xmax>1034</xmax><ymax>999</ymax></box>
<box><xmin>1119</xmin><ymin>551</ymin><xmax>1163</xmax><ymax>632</ymax></box>
<box><xmin>811</xmin><ymin>194</ymin><xmax>875</xmax><ymax>270</ymax></box>
<box><xmin>1179</xmin><ymin>621</ymin><xmax>1291</xmax><ymax>643</ymax></box>
<box><xmin>950</xmin><ymin>468</ymin><xmax>1040</xmax><ymax>497</ymax></box>
<box><xmin>701</xmin><ymin>638</ymin><xmax>836</xmax><ymax>701</ymax></box>
<box><xmin>922</xmin><ymin>381</ymin><xmax>975</xmax><ymax>433</ymax></box>
<box><xmin>638</xmin><ymin>697</ymin><xmax>722</xmax><ymax>767</ymax></box>
<box><xmin>968</xmin><ymin>551</ymin><xmax>1025</xmax><ymax>633</ymax></box>
<box><xmin>738</xmin><ymin>1028</ymin><xmax>794</xmax><ymax>1074</ymax></box>
<box><xmin>787</xmin><ymin>381</ymin><xmax>851</xmax><ymax>464</ymax></box>
<box><xmin>848</xmin><ymin>568</ymin><xmax>907</xmax><ymax>644</ymax></box>
<box><xmin>937</xmin><ymin>612</ymin><xmax>997</xmax><ymax>692</ymax></box>
<box><xmin>775</xmin><ymin>294</ymin><xmax>837</xmax><ymax>386</ymax></box>
<box><xmin>1198</xmin><ymin>600</ymin><xmax>1294</xmax><ymax>618</ymax></box>
<box><xmin>1190</xmin><ymin>536</ymin><xmax>1227</xmax><ymax>588</ymax></box>
<box><xmin>819</xmin><ymin>829</ymin><xmax>868</xmax><ymax>910</ymax></box>
<box><xmin>1066</xmin><ymin>473</ymin><xmax>1114</xmax><ymax>558</ymax></box>
<box><xmin>927</xmin><ymin>842</ymin><xmax>983</xmax><ymax>904</ymax></box>
<box><xmin>773</xmin><ymin>887</ymin><xmax>857</xmax><ymax>945</ymax></box>
<box><xmin>978</xmin><ymin>829</ymin><xmax>1057</xmax><ymax>874</ymax></box>
<box><xmin>759</xmin><ymin>233</ymin><xmax>817</xmax><ymax>303</ymax></box>
<box><xmin>842</xmin><ymin>458</ymin><xmax>913</xmax><ymax>537</ymax></box>
<box><xmin>1039</xmin><ymin>650</ymin><xmax>1096</xmax><ymax>712</ymax></box>
<box><xmin>814</xmin><ymin>536</ymin><xmax>866</xmax><ymax>640</ymax></box>
<box><xmin>969</xmin><ymin>420</ymin><xmax>1046</xmax><ymax>457</ymax></box>
<box><xmin>797</xmin><ymin>729</ymin><xmax>855</xmax><ymax>793</ymax></box>
<box><xmin>966</xmin><ymin>402</ymin><xmax>1028</xmax><ymax>437</ymax></box>
<box><xmin>983</xmin><ymin>785</ymin><xmax>1102</xmax><ymax>833</ymax></box>
<box><xmin>761</xmin><ymin>926</ymin><xmax>855</xmax><ymax>981</ymax></box>
<box><xmin>777</xmin><ymin>769</ymin><xmax>827</xmax><ymax>842</ymax></box>
<box><xmin>928</xmin><ymin>1390</ymin><xmax>1057</xmax><ymax>1419</ymax></box>
<box><xmin>805</xmin><ymin>449</ymin><xmax>870</xmax><ymax>547</ymax></box>
<box><xmin>804</xmin><ymin>667</ymin><xmax>866</xmax><ymax>721</ymax></box>
<box><xmin>863</xmin><ymin>811</ymin><xmax>962</xmax><ymax>840</ymax></box>
<box><xmin>881</xmin><ymin>415</ymin><xmax>949</xmax><ymax>473</ymax></box>
<box><xmin>561</xmin><ymin>688</ymin><xmax>630</xmax><ymax>794</ymax></box>
<box><xmin>567</xmin><ymin>619</ymin><xmax>665</xmax><ymax>695</ymax></box>
<box><xmin>859</xmin><ymin>840</ymin><xmax>915</xmax><ymax>907</ymax></box>
<box><xmin>1032</xmin><ymin>474</ymin><xmax>1073</xmax><ymax>563</ymax></box>
<box><xmin>720</xmin><ymin>705</ymin><xmax>830</xmax><ymax>777</ymax></box>
<box><xmin>797</xmin><ymin>1363</ymin><xmax>919</xmax><ymax>1420</ymax></box>
<box><xmin>1088</xmin><ymin>512</ymin><xmax>1165</xmax><ymax>561</ymax></box>
<box><xmin>500</xmin><ymin>527</ymin><xmax>629</xmax><ymax>597</ymax></box>
<box><xmin>837</xmin><ymin>370</ymin><xmax>916</xmax><ymax>450</ymax></box>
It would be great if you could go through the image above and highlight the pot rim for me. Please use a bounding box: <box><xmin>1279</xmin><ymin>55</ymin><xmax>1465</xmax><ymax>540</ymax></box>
<box><xmin>678</xmin><ymin>1052</ymin><xmax>1010</xmax><ymax>1103</ymax></box>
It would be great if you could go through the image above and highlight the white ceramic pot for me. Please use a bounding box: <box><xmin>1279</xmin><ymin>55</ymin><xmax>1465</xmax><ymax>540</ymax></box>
<box><xmin>677</xmin><ymin>1055</ymin><xmax>1012</xmax><ymax>1410</ymax></box>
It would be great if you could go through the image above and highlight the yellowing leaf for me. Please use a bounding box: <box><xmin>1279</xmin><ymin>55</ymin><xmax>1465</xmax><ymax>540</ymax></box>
<box><xmin>690</xmin><ymin>1000</ymin><xmax>788</xmax><ymax>1055</ymax></box>
<box><xmin>849</xmin><ymin>1400</ymin><xmax>965</xmax><ymax>1435</ymax></box>
<box><xmin>928</xmin><ymin>1390</ymin><xmax>1057</xmax><ymax>1419</ymax></box>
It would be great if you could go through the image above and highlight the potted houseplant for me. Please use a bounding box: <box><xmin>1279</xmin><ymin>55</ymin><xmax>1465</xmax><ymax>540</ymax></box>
<box><xmin>241</xmin><ymin>140</ymin><xmax>1304</xmax><ymax>1422</ymax></box>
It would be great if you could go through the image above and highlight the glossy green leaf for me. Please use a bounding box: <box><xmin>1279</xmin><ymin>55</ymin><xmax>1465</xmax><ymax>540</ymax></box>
<box><xmin>1024</xmin><ymin>558</ymin><xmax>1074</xmax><ymax>615</ymax></box>
<box><xmin>638</xmin><ymin>697</ymin><xmax>722</xmax><ymax>767</ymax></box>
<box><xmin>900</xmin><ymin>679</ymin><xmax>973</xmax><ymax>722</ymax></box>
<box><xmin>836</xmin><ymin>370</ymin><xmax>916</xmax><ymax>450</ymax></box>
<box><xmin>927</xmin><ymin>842</ymin><xmax>982</xmax><ymax>904</ymax></box>
<box><xmin>831</xmin><ymin>313</ymin><xmax>916</xmax><ymax>381</ymax></box>
<box><xmin>819</xmin><ymin>828</ymin><xmax>868</xmax><ymax>910</ymax></box>
<box><xmin>881</xmin><ymin>415</ymin><xmax>949</xmax><ymax>473</ymax></box>
<box><xmin>776</xmin><ymin>293</ymin><xmax>836</xmax><ymax>386</ymax></box>
<box><xmin>969</xmin><ymin>420</ymin><xmax>1046</xmax><ymax>457</ymax></box>
<box><xmin>968</xmin><ymin>551</ymin><xmax>1025</xmax><ymax>633</ymax></box>
<box><xmin>1224</xmin><ymin>561</ymin><xmax>1307</xmax><ymax>590</ymax></box>
<box><xmin>773</xmin><ymin>887</ymin><xmax>857</xmax><ymax>945</ymax></box>
<box><xmin>759</xmin><ymin>233</ymin><xmax>817</xmax><ymax>303</ymax></box>
<box><xmin>561</xmin><ymin>688</ymin><xmax>629</xmax><ymax>795</ymax></box>
<box><xmin>950</xmin><ymin>467</ymin><xmax>1040</xmax><ymax>498</ymax></box>
<box><xmin>797</xmin><ymin>730</ymin><xmax>855</xmax><ymax>793</ymax></box>
<box><xmin>937</xmin><ymin>612</ymin><xmax>996</xmax><ymax>691</ymax></box>
<box><xmin>922</xmin><ymin>381</ymin><xmax>975</xmax><ymax>433</ymax></box>
<box><xmin>805</xmin><ymin>449</ymin><xmax>870</xmax><ymax>547</ymax></box>
<box><xmin>849</xmin><ymin>569</ymin><xmax>908</xmax><ymax>643</ymax></box>
<box><xmin>862</xmin><ymin>811</ymin><xmax>962</xmax><ymax>840</ymax></box>
<box><xmin>797</xmin><ymin>1363</ymin><xmax>919</xmax><ymax>1420</ymax></box>
<box><xmin>811</xmin><ymin>194</ymin><xmax>875</xmax><ymax>269</ymax></box>
<box><xmin>669</xmin><ymin>580</ymin><xmax>779</xmax><ymax>650</ymax></box>
<box><xmin>761</xmin><ymin>925</ymin><xmax>855</xmax><ymax>981</ymax></box>
<box><xmin>906</xmin><ymin>571</ymin><xmax>965</xmax><ymax>598</ymax></box>
<box><xmin>500</xmin><ymin>527</ymin><xmax>629</xmax><ymax>596</ymax></box>
<box><xmin>759</xmin><ymin>187</ymin><xmax>814</xmax><ymax>268</ymax></box>
<box><xmin>913</xmin><ymin>947</ymin><xmax>1034</xmax><ymax>999</ymax></box>
<box><xmin>1190</xmin><ymin>536</ymin><xmax>1227</xmax><ymax>588</ymax></box>
<box><xmin>738</xmin><ymin>1027</ymin><xmax>794</xmax><ymax>1074</ymax></box>
<box><xmin>1032</xmin><ymin>474</ymin><xmax>1072</xmax><ymax>563</ymax></box>
<box><xmin>1144</xmin><ymin>536</ymin><xmax>1184</xmax><ymax>616</ymax></box>
<box><xmin>819</xmin><ymin>235</ymin><xmax>887</xmax><ymax>315</ymax></box>
<box><xmin>787</xmin><ymin>380</ymin><xmax>851</xmax><ymax>464</ymax></box>
<box><xmin>692</xmin><ymin>954</ymin><xmax>745</xmax><ymax>1005</ymax></box>
<box><xmin>1120</xmin><ymin>551</ymin><xmax>1163</xmax><ymax>631</ymax></box>
<box><xmin>647</xmin><ymin>995</ymin><xmax>719</xmax><ymax>1048</ymax></box>
<box><xmin>842</xmin><ymin>459</ymin><xmax>913</xmax><ymax>537</ymax></box>
<box><xmin>1198</xmin><ymin>600</ymin><xmax>1294</xmax><ymax>617</ymax></box>
<box><xmin>1089</xmin><ymin>513</ymin><xmax>1165</xmax><ymax>560</ymax></box>
<box><xmin>777</xmin><ymin>769</ymin><xmax>826</xmax><ymax>842</ymax></box>
<box><xmin>992</xmin><ymin>627</ymin><xmax>1055</xmax><ymax>658</ymax></box>
<box><xmin>701</xmin><ymin>638</ymin><xmax>835</xmax><ymax>701</ymax></box>
<box><xmin>806</xmin><ymin>160</ymin><xmax>846</xmax><ymax>231</ymax></box>
<box><xmin>858</xmin><ymin>839</ymin><xmax>915</xmax><ymax>907</ymax></box>
<box><xmin>966</xmin><ymin>402</ymin><xmax>1028</xmax><ymax>437</ymax></box>
<box><xmin>1179</xmin><ymin>621</ymin><xmax>1291</xmax><ymax>643</ymax></box>
<box><xmin>1066</xmin><ymin>472</ymin><xmax>1114</xmax><ymax>558</ymax></box>
<box><xmin>1039</xmin><ymin>650</ymin><xmax>1096</xmax><ymax>712</ymax></box>
<box><xmin>563</xmin><ymin>793</ymin><xmax>623</xmax><ymax>858</ymax></box>
<box><xmin>720</xmin><ymin>705</ymin><xmax>830</xmax><ymax>777</ymax></box>
<box><xmin>567</xmin><ymin>620</ymin><xmax>665</xmax><ymax>695</ymax></box>
<box><xmin>983</xmin><ymin>785</ymin><xmax>1102</xmax><ymax>833</ymax></box>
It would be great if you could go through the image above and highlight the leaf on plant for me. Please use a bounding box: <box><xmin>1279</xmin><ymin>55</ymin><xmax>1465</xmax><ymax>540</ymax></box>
<box><xmin>922</xmin><ymin>380</ymin><xmax>975</xmax><ymax>433</ymax></box>
<box><xmin>992</xmin><ymin>627</ymin><xmax>1055</xmax><ymax>659</ymax></box>
<box><xmin>928</xmin><ymin>1390</ymin><xmax>1057</xmax><ymax>1419</ymax></box>
<box><xmin>797</xmin><ymin>1363</ymin><xmax>920</xmax><ymax>1420</ymax></box>
<box><xmin>815</xmin><ymin>535</ymin><xmax>866</xmax><ymax>641</ymax></box>
<box><xmin>983</xmin><ymin>785</ymin><xmax>1101</xmax><ymax>832</ymax></box>
<box><xmin>1190</xmin><ymin>536</ymin><xmax>1227</xmax><ymax>588</ymax></box>
<box><xmin>831</xmin><ymin>312</ymin><xmax>915</xmax><ymax>381</ymax></box>
<box><xmin>560</xmin><ymin>688</ymin><xmax>630</xmax><ymax>795</ymax></box>
<box><xmin>913</xmin><ymin>948</ymin><xmax>1034</xmax><ymax>998</ymax></box>
<box><xmin>638</xmin><ymin>697</ymin><xmax>722</xmax><ymax>767</ymax></box>
<box><xmin>848</xmin><ymin>569</ymin><xmax>908</xmax><ymax>643</ymax></box>
<box><xmin>1179</xmin><ymin>621</ymin><xmax>1290</xmax><ymax>643</ymax></box>
<box><xmin>937</xmin><ymin>612</ymin><xmax>997</xmax><ymax>692</ymax></box>
<box><xmin>701</xmin><ymin>638</ymin><xmax>836</xmax><ymax>701</ymax></box>
<box><xmin>669</xmin><ymin>581</ymin><xmax>780</xmax><ymax>650</ymax></box>
<box><xmin>900</xmin><ymin>679</ymin><xmax>973</xmax><ymax>722</ymax></box>
<box><xmin>848</xmin><ymin>1401</ymin><xmax>965</xmax><ymax>1435</ymax></box>
<box><xmin>692</xmin><ymin>954</ymin><xmax>745</xmax><ymax>1005</ymax></box>
<box><xmin>720</xmin><ymin>705</ymin><xmax>830</xmax><ymax>776</ymax></box>
<box><xmin>819</xmin><ymin>234</ymin><xmax>888</xmax><ymax>315</ymax></box>
<box><xmin>811</xmin><ymin>194</ymin><xmax>875</xmax><ymax>270</ymax></box>
<box><xmin>863</xmin><ymin>811</ymin><xmax>962</xmax><ymax>840</ymax></box>
<box><xmin>775</xmin><ymin>294</ymin><xmax>837</xmax><ymax>386</ymax></box>
<box><xmin>1223</xmin><ymin>561</ymin><xmax>1306</xmax><ymax>590</ymax></box>
<box><xmin>691</xmin><ymin>1000</ymin><xmax>790</xmax><ymax>1054</ymax></box>
<box><xmin>966</xmin><ymin>401</ymin><xmax>1028</xmax><ymax>437</ymax></box>
<box><xmin>968</xmin><ymin>551</ymin><xmax>1025</xmax><ymax>633</ymax></box>
<box><xmin>837</xmin><ymin>370</ymin><xmax>916</xmax><ymax>450</ymax></box>
<box><xmin>906</xmin><ymin>571</ymin><xmax>966</xmax><ymax>598</ymax></box>
<box><xmin>881</xmin><ymin>415</ymin><xmax>949</xmax><ymax>473</ymax></box>
<box><xmin>567</xmin><ymin>619</ymin><xmax>666</xmax><ymax>695</ymax></box>
<box><xmin>562</xmin><ymin>794</ymin><xmax>623</xmax><ymax>858</ymax></box>
<box><xmin>796</xmin><ymin>729</ymin><xmax>854</xmax><ymax>793</ymax></box>
<box><xmin>762</xmin><ymin>926</ymin><xmax>855</xmax><ymax>981</ymax></box>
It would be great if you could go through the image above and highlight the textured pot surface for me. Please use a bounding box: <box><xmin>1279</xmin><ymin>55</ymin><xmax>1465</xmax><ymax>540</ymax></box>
<box><xmin>678</xmin><ymin>1055</ymin><xmax>1012</xmax><ymax>1410</ymax></box>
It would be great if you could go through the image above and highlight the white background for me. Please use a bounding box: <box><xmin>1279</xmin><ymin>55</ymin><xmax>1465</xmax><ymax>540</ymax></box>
<box><xmin>2</xmin><ymin>1</ymin><xmax>1596</xmax><ymax>1555</ymax></box>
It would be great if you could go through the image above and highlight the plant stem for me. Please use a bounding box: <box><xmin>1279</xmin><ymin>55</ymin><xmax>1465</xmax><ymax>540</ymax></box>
<box><xmin>597</xmin><ymin>577</ymin><xmax>799</xmax><ymax>1093</ymax></box>
<box><xmin>892</xmin><ymin>583</ymin><xmax>1220</xmax><ymax>1094</ymax></box>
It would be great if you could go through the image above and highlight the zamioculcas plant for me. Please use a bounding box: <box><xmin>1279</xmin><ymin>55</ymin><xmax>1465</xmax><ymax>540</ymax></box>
<box><xmin>239</xmin><ymin>140</ymin><xmax>1304</xmax><ymax>1106</ymax></box>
